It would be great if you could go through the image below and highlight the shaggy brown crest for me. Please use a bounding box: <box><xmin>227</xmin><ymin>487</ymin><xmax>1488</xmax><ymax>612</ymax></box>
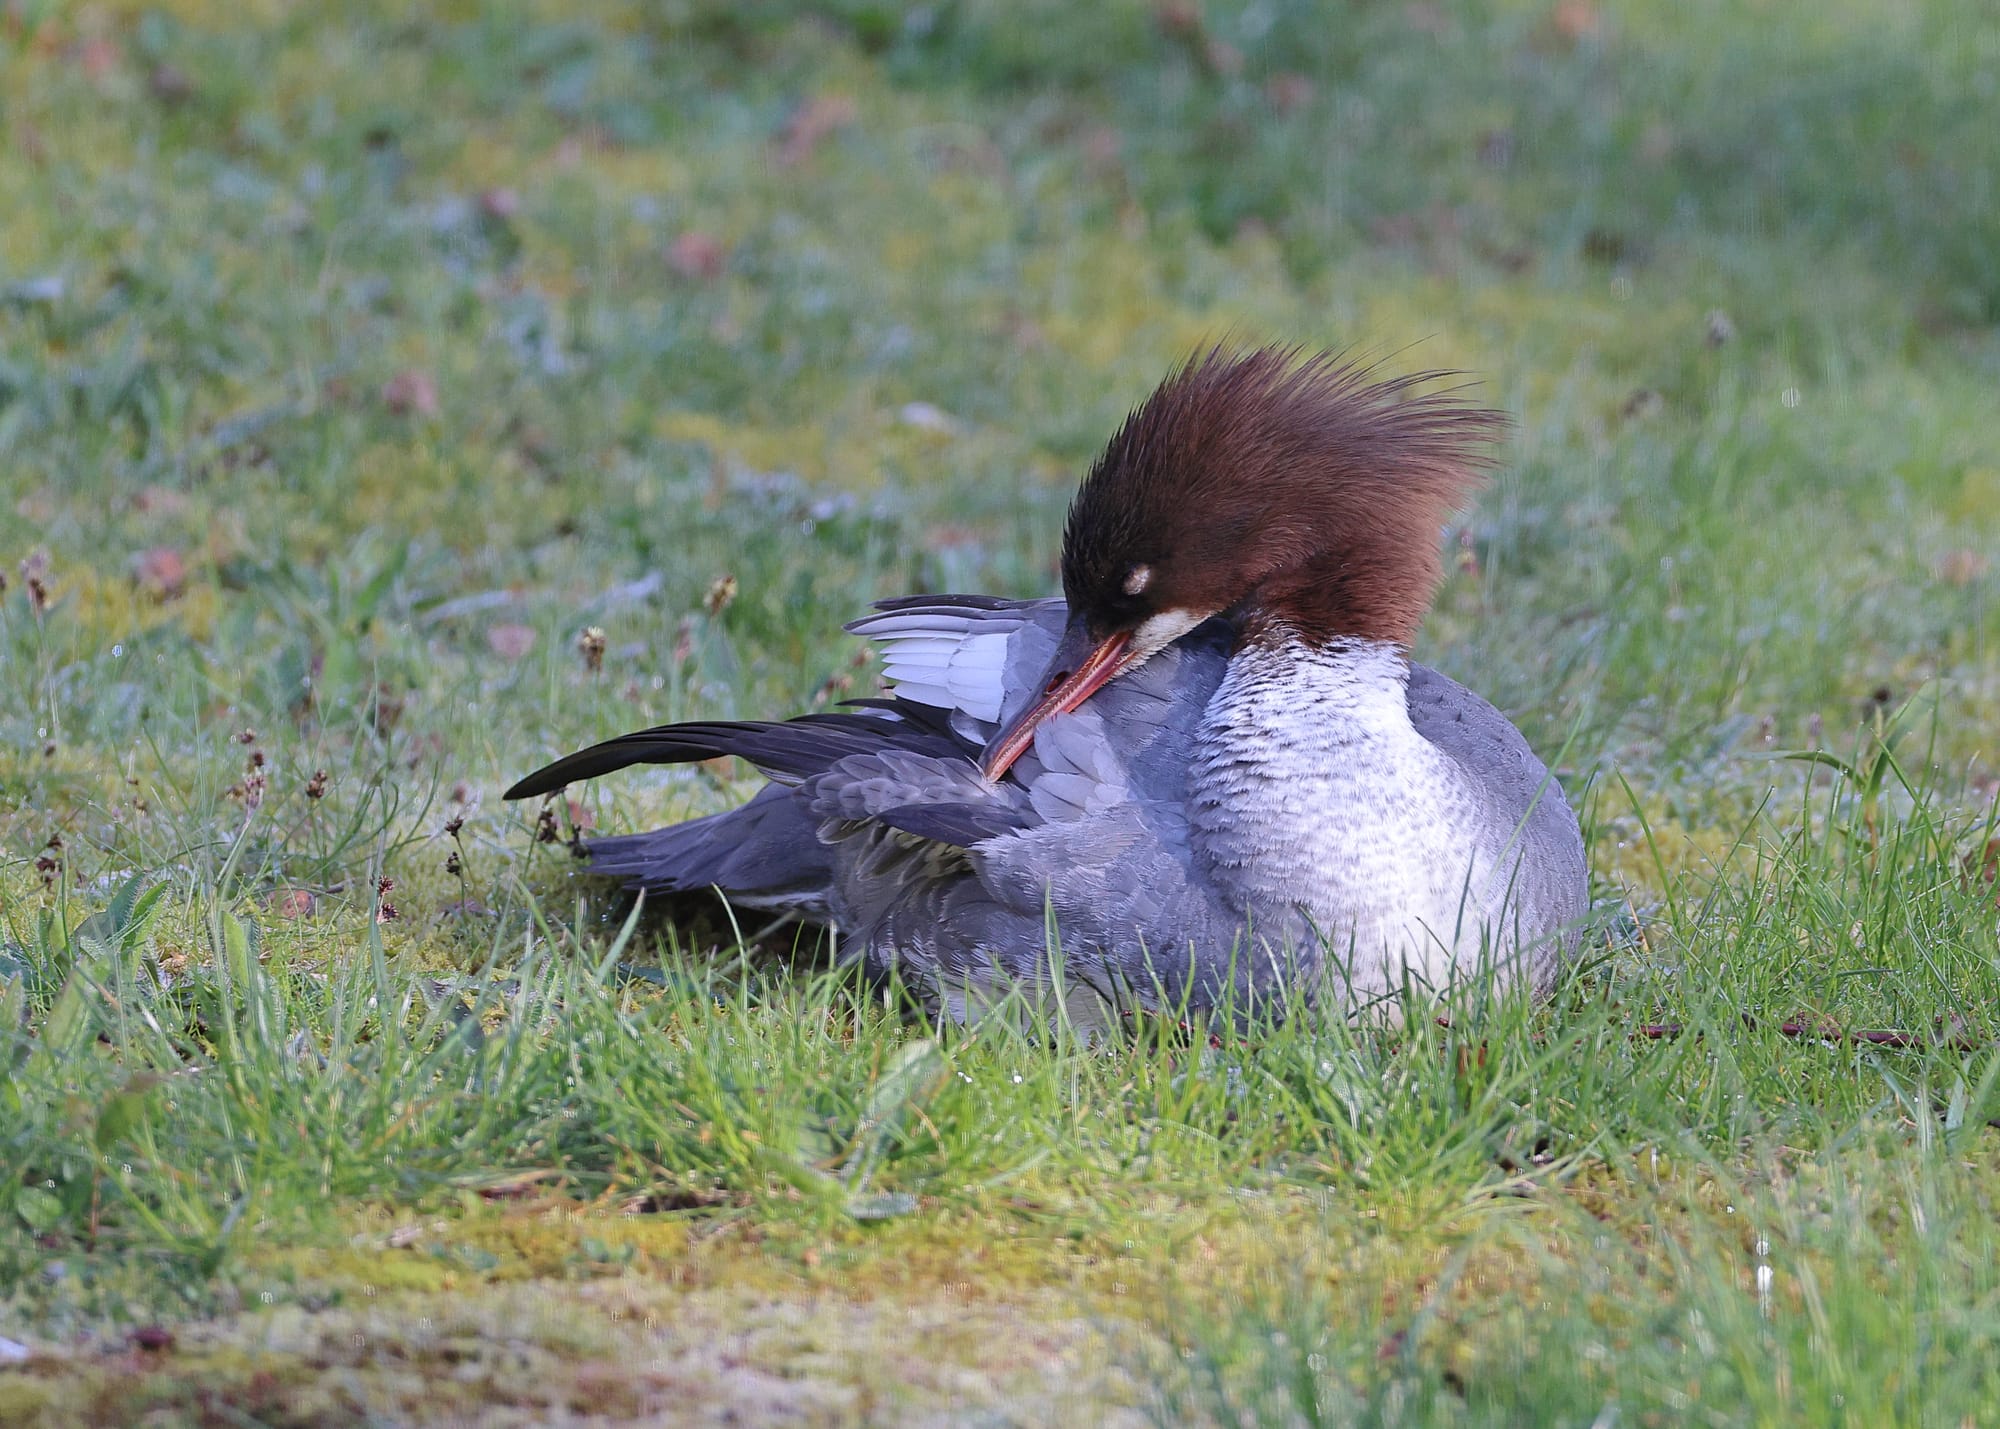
<box><xmin>1061</xmin><ymin>345</ymin><xmax>1508</xmax><ymax>646</ymax></box>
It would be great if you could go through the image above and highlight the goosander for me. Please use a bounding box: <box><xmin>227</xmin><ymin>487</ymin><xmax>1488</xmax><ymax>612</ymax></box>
<box><xmin>507</xmin><ymin>347</ymin><xmax>1588</xmax><ymax>1026</ymax></box>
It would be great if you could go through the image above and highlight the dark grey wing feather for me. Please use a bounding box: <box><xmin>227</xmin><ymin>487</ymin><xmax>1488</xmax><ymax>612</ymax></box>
<box><xmin>865</xmin><ymin>592</ymin><xmax>1030</xmax><ymax>613</ymax></box>
<box><xmin>585</xmin><ymin>784</ymin><xmax>835</xmax><ymax>914</ymax></box>
<box><xmin>804</xmin><ymin>744</ymin><xmax>1027</xmax><ymax>823</ymax></box>
<box><xmin>505</xmin><ymin>710</ymin><xmax>965</xmax><ymax>799</ymax></box>
<box><xmin>506</xmin><ymin>672</ymin><xmax>1037</xmax><ymax>931</ymax></box>
<box><xmin>870</xmin><ymin>801</ymin><xmax>1033</xmax><ymax>847</ymax></box>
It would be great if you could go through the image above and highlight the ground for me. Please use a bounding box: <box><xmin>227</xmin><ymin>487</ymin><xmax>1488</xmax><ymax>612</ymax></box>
<box><xmin>4</xmin><ymin>0</ymin><xmax>2000</xmax><ymax>1423</ymax></box>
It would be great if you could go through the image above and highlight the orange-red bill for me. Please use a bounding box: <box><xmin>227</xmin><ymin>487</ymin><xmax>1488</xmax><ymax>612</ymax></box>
<box><xmin>980</xmin><ymin>628</ymin><xmax>1134</xmax><ymax>781</ymax></box>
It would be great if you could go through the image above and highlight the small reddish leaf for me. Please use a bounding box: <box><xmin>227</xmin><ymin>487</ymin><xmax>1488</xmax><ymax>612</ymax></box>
<box><xmin>132</xmin><ymin>547</ymin><xmax>187</xmax><ymax>601</ymax></box>
<box><xmin>1551</xmin><ymin>0</ymin><xmax>1601</xmax><ymax>41</ymax></box>
<box><xmin>78</xmin><ymin>35</ymin><xmax>120</xmax><ymax>82</ymax></box>
<box><xmin>1080</xmin><ymin>127</ymin><xmax>1122</xmax><ymax>170</ymax></box>
<box><xmin>667</xmin><ymin>230</ymin><xmax>725</xmax><ymax>280</ymax></box>
<box><xmin>487</xmin><ymin>623</ymin><xmax>537</xmax><ymax>660</ymax></box>
<box><xmin>134</xmin><ymin>485</ymin><xmax>188</xmax><ymax>517</ymax></box>
<box><xmin>776</xmin><ymin>95</ymin><xmax>856</xmax><ymax>167</ymax></box>
<box><xmin>268</xmin><ymin>888</ymin><xmax>316</xmax><ymax>920</ymax></box>
<box><xmin>1937</xmin><ymin>549</ymin><xmax>1989</xmax><ymax>586</ymax></box>
<box><xmin>1265</xmin><ymin>73</ymin><xmax>1314</xmax><ymax>115</ymax></box>
<box><xmin>381</xmin><ymin>369</ymin><xmax>440</xmax><ymax>418</ymax></box>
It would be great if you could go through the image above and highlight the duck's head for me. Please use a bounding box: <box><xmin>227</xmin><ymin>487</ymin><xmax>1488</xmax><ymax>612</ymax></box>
<box><xmin>981</xmin><ymin>345</ymin><xmax>1507</xmax><ymax>780</ymax></box>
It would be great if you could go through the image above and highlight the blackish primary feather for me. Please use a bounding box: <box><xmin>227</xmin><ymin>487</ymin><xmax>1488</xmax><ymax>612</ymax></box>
<box><xmin>506</xmin><ymin>347</ymin><xmax>1586</xmax><ymax>1025</ymax></box>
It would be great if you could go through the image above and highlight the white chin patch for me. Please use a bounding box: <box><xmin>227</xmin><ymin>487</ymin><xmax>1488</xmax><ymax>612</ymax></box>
<box><xmin>1130</xmin><ymin>608</ymin><xmax>1206</xmax><ymax>661</ymax></box>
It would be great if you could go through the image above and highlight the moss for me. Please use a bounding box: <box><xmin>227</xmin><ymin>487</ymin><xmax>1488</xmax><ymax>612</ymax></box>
<box><xmin>446</xmin><ymin>1202</ymin><xmax>692</xmax><ymax>1279</ymax></box>
<box><xmin>0</xmin><ymin>1379</ymin><xmax>57</xmax><ymax>1421</ymax></box>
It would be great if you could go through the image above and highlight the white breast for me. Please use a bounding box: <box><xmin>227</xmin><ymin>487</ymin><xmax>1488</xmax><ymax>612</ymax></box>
<box><xmin>1188</xmin><ymin>635</ymin><xmax>1509</xmax><ymax>997</ymax></box>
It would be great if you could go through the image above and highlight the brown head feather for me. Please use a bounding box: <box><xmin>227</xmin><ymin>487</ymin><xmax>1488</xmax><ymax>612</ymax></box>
<box><xmin>1060</xmin><ymin>345</ymin><xmax>1508</xmax><ymax>647</ymax></box>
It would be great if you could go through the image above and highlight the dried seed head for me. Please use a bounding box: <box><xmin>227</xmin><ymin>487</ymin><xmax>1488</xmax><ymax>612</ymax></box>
<box><xmin>577</xmin><ymin>625</ymin><xmax>607</xmax><ymax>674</ymax></box>
<box><xmin>35</xmin><ymin>834</ymin><xmax>62</xmax><ymax>889</ymax></box>
<box><xmin>305</xmin><ymin>769</ymin><xmax>329</xmax><ymax>800</ymax></box>
<box><xmin>702</xmin><ymin>574</ymin><xmax>738</xmax><ymax>617</ymax></box>
<box><xmin>811</xmin><ymin>670</ymin><xmax>853</xmax><ymax>707</ymax></box>
<box><xmin>131</xmin><ymin>1325</ymin><xmax>175</xmax><ymax>1353</ymax></box>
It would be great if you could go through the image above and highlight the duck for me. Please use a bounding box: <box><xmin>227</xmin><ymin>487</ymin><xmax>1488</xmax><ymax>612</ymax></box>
<box><xmin>506</xmin><ymin>346</ymin><xmax>1588</xmax><ymax>1028</ymax></box>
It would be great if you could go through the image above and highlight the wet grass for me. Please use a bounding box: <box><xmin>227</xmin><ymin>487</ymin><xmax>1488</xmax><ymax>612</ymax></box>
<box><xmin>3</xmin><ymin>0</ymin><xmax>2000</xmax><ymax>1422</ymax></box>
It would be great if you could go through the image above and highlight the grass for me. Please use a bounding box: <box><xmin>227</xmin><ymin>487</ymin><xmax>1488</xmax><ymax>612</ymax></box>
<box><xmin>3</xmin><ymin>0</ymin><xmax>1999</xmax><ymax>1421</ymax></box>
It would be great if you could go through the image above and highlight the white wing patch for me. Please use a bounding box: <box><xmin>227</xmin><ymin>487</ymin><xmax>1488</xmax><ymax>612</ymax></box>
<box><xmin>852</xmin><ymin>612</ymin><xmax>1021</xmax><ymax>724</ymax></box>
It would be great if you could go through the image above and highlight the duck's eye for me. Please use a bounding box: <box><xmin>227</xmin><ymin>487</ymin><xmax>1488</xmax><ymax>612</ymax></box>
<box><xmin>1122</xmin><ymin>564</ymin><xmax>1152</xmax><ymax>597</ymax></box>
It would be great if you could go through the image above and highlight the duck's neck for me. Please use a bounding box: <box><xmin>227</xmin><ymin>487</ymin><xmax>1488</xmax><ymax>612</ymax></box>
<box><xmin>1213</xmin><ymin>632</ymin><xmax>1419</xmax><ymax>753</ymax></box>
<box><xmin>1187</xmin><ymin>632</ymin><xmax>1489</xmax><ymax>979</ymax></box>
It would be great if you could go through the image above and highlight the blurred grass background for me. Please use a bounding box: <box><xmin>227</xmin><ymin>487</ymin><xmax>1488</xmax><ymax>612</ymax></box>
<box><xmin>3</xmin><ymin>1</ymin><xmax>1999</xmax><ymax>1422</ymax></box>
